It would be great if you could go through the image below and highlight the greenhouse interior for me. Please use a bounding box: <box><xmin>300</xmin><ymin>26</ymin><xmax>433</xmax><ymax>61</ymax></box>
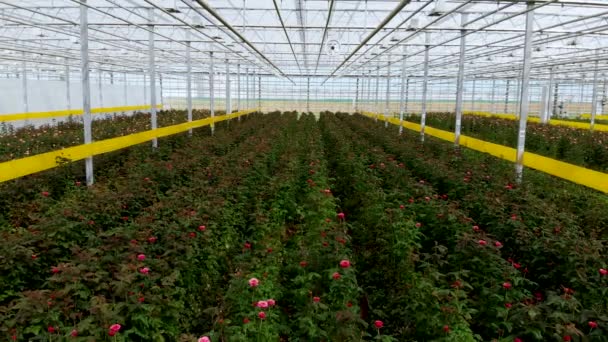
<box><xmin>1</xmin><ymin>0</ymin><xmax>607</xmax><ymax>341</ymax></box>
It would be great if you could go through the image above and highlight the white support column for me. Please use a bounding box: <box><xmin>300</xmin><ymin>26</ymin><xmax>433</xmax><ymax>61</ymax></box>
<box><xmin>123</xmin><ymin>72</ymin><xmax>128</xmax><ymax>106</ymax></box>
<box><xmin>143</xmin><ymin>72</ymin><xmax>147</xmax><ymax>105</ymax></box>
<box><xmin>354</xmin><ymin>77</ymin><xmax>359</xmax><ymax>113</ymax></box>
<box><xmin>404</xmin><ymin>77</ymin><xmax>410</xmax><ymax>117</ymax></box>
<box><xmin>454</xmin><ymin>13</ymin><xmax>467</xmax><ymax>146</ymax></box>
<box><xmin>375</xmin><ymin>61</ymin><xmax>380</xmax><ymax>119</ymax></box>
<box><xmin>98</xmin><ymin>69</ymin><xmax>103</xmax><ymax>108</ymax></box>
<box><xmin>65</xmin><ymin>58</ymin><xmax>71</xmax><ymax>110</ymax></box>
<box><xmin>545</xmin><ymin>67</ymin><xmax>554</xmax><ymax>123</ymax></box>
<box><xmin>250</xmin><ymin>70</ymin><xmax>254</xmax><ymax>111</ymax></box>
<box><xmin>368</xmin><ymin>72</ymin><xmax>372</xmax><ymax>112</ymax></box>
<box><xmin>579</xmin><ymin>80</ymin><xmax>585</xmax><ymax>116</ymax></box>
<box><xmin>237</xmin><ymin>64</ymin><xmax>241</xmax><ymax>114</ymax></box>
<box><xmin>602</xmin><ymin>78</ymin><xmax>607</xmax><ymax>115</ymax></box>
<box><xmin>552</xmin><ymin>83</ymin><xmax>559</xmax><ymax>118</ymax></box>
<box><xmin>590</xmin><ymin>57</ymin><xmax>600</xmax><ymax>130</ymax></box>
<box><xmin>186</xmin><ymin>36</ymin><xmax>193</xmax><ymax>135</ymax></box>
<box><xmin>258</xmin><ymin>75</ymin><xmax>261</xmax><ymax>111</ymax></box>
<box><xmin>540</xmin><ymin>85</ymin><xmax>548</xmax><ymax>123</ymax></box>
<box><xmin>384</xmin><ymin>55</ymin><xmax>391</xmax><ymax>127</ymax></box>
<box><xmin>159</xmin><ymin>74</ymin><xmax>164</xmax><ymax>108</ymax></box>
<box><xmin>367</xmin><ymin>70</ymin><xmax>373</xmax><ymax>112</ymax></box>
<box><xmin>148</xmin><ymin>9</ymin><xmax>158</xmax><ymax>148</ymax></box>
<box><xmin>245</xmin><ymin>68</ymin><xmax>249</xmax><ymax>110</ymax></box>
<box><xmin>22</xmin><ymin>55</ymin><xmax>28</xmax><ymax>113</ymax></box>
<box><xmin>306</xmin><ymin>77</ymin><xmax>311</xmax><ymax>113</ymax></box>
<box><xmin>490</xmin><ymin>79</ymin><xmax>496</xmax><ymax>114</ymax></box>
<box><xmin>504</xmin><ymin>79</ymin><xmax>510</xmax><ymax>113</ymax></box>
<box><xmin>361</xmin><ymin>73</ymin><xmax>366</xmax><ymax>112</ymax></box>
<box><xmin>398</xmin><ymin>46</ymin><xmax>407</xmax><ymax>134</ymax></box>
<box><xmin>80</xmin><ymin>0</ymin><xmax>93</xmax><ymax>185</ymax></box>
<box><xmin>515</xmin><ymin>2</ymin><xmax>535</xmax><ymax>182</ymax></box>
<box><xmin>226</xmin><ymin>60</ymin><xmax>231</xmax><ymax>114</ymax></box>
<box><xmin>420</xmin><ymin>32</ymin><xmax>431</xmax><ymax>142</ymax></box>
<box><xmin>471</xmin><ymin>78</ymin><xmax>476</xmax><ymax>112</ymax></box>
<box><xmin>209</xmin><ymin>52</ymin><xmax>215</xmax><ymax>134</ymax></box>
<box><xmin>515</xmin><ymin>78</ymin><xmax>521</xmax><ymax>117</ymax></box>
<box><xmin>250</xmin><ymin>70</ymin><xmax>253</xmax><ymax>111</ymax></box>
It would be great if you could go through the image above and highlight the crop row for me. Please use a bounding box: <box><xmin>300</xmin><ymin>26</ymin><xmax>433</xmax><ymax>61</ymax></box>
<box><xmin>1</xmin><ymin>111</ymin><xmax>606</xmax><ymax>341</ymax></box>
<box><xmin>1</xmin><ymin>113</ymin><xmax>280</xmax><ymax>340</ymax></box>
<box><xmin>0</xmin><ymin>109</ymin><xmax>219</xmax><ymax>163</ymax></box>
<box><xmin>337</xmin><ymin>113</ymin><xmax>607</xmax><ymax>340</ymax></box>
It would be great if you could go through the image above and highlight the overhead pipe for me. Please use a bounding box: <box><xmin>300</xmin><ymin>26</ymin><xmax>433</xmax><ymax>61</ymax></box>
<box><xmin>272</xmin><ymin>0</ymin><xmax>302</xmax><ymax>73</ymax></box>
<box><xmin>192</xmin><ymin>0</ymin><xmax>294</xmax><ymax>83</ymax></box>
<box><xmin>346</xmin><ymin>0</ymin><xmax>473</xmax><ymax>77</ymax></box>
<box><xmin>323</xmin><ymin>0</ymin><xmax>412</xmax><ymax>83</ymax></box>
<box><xmin>142</xmin><ymin>0</ymin><xmax>267</xmax><ymax>72</ymax></box>
<box><xmin>313</xmin><ymin>0</ymin><xmax>335</xmax><ymax>74</ymax></box>
<box><xmin>335</xmin><ymin>0</ymin><xmax>434</xmax><ymax>79</ymax></box>
<box><xmin>381</xmin><ymin>0</ymin><xmax>569</xmax><ymax>80</ymax></box>
<box><xmin>295</xmin><ymin>0</ymin><xmax>308</xmax><ymax>71</ymax></box>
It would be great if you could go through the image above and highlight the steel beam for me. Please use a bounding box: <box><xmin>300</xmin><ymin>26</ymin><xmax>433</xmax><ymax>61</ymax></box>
<box><xmin>98</xmin><ymin>69</ymin><xmax>103</xmax><ymax>108</ymax></box>
<box><xmin>590</xmin><ymin>57</ymin><xmax>599</xmax><ymax>129</ymax></box>
<box><xmin>420</xmin><ymin>32</ymin><xmax>431</xmax><ymax>142</ymax></box>
<box><xmin>455</xmin><ymin>13</ymin><xmax>467</xmax><ymax>146</ymax></box>
<box><xmin>226</xmin><ymin>60</ymin><xmax>231</xmax><ymax>114</ymax></box>
<box><xmin>375</xmin><ymin>61</ymin><xmax>380</xmax><ymax>120</ymax></box>
<box><xmin>515</xmin><ymin>2</ymin><xmax>535</xmax><ymax>182</ymax></box>
<box><xmin>209</xmin><ymin>51</ymin><xmax>215</xmax><ymax>135</ymax></box>
<box><xmin>384</xmin><ymin>55</ymin><xmax>391</xmax><ymax>127</ymax></box>
<box><xmin>65</xmin><ymin>58</ymin><xmax>71</xmax><ymax>110</ymax></box>
<box><xmin>148</xmin><ymin>9</ymin><xmax>157</xmax><ymax>148</ymax></box>
<box><xmin>490</xmin><ymin>79</ymin><xmax>496</xmax><ymax>114</ymax></box>
<box><xmin>306</xmin><ymin>76</ymin><xmax>310</xmax><ymax>113</ymax></box>
<box><xmin>245</xmin><ymin>67</ymin><xmax>249</xmax><ymax>110</ymax></box>
<box><xmin>186</xmin><ymin>35</ymin><xmax>192</xmax><ymax>135</ymax></box>
<box><xmin>237</xmin><ymin>63</ymin><xmax>241</xmax><ymax>114</ymax></box>
<box><xmin>399</xmin><ymin>46</ymin><xmax>407</xmax><ymax>134</ymax></box>
<box><xmin>545</xmin><ymin>67</ymin><xmax>554</xmax><ymax>122</ymax></box>
<box><xmin>80</xmin><ymin>0</ymin><xmax>93</xmax><ymax>185</ymax></box>
<box><xmin>21</xmin><ymin>55</ymin><xmax>28</xmax><ymax>113</ymax></box>
<box><xmin>354</xmin><ymin>77</ymin><xmax>359</xmax><ymax>112</ymax></box>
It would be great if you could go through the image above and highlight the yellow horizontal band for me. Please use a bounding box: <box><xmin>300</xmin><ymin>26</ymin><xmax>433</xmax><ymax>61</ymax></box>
<box><xmin>580</xmin><ymin>114</ymin><xmax>608</xmax><ymax>120</ymax></box>
<box><xmin>361</xmin><ymin>112</ymin><xmax>608</xmax><ymax>194</ymax></box>
<box><xmin>0</xmin><ymin>104</ymin><xmax>164</xmax><ymax>122</ymax></box>
<box><xmin>0</xmin><ymin>110</ymin><xmax>254</xmax><ymax>183</ymax></box>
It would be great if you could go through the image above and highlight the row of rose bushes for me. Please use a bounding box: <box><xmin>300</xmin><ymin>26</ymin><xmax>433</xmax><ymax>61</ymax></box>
<box><xmin>322</xmin><ymin>114</ymin><xmax>522</xmax><ymax>341</ymax></box>
<box><xmin>341</xmin><ymin>113</ymin><xmax>607</xmax><ymax>340</ymax></box>
<box><xmin>0</xmin><ymin>112</ymin><xmax>275</xmax><ymax>340</ymax></box>
<box><xmin>2</xmin><ymin>110</ymin><xmax>606</xmax><ymax>340</ymax></box>
<box><xmin>0</xmin><ymin>109</ymin><xmax>225</xmax><ymax>227</ymax></box>
<box><xmin>207</xmin><ymin>114</ymin><xmax>367</xmax><ymax>341</ymax></box>
<box><xmin>0</xmin><ymin>109</ymin><xmax>221</xmax><ymax>162</ymax></box>
<box><xmin>0</xmin><ymin>112</ymin><xmax>382</xmax><ymax>341</ymax></box>
<box><xmin>560</xmin><ymin>116</ymin><xmax>608</xmax><ymax>125</ymax></box>
<box><xmin>403</xmin><ymin>112</ymin><xmax>608</xmax><ymax>172</ymax></box>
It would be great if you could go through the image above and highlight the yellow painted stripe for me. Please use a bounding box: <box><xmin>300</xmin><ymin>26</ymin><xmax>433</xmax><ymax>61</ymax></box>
<box><xmin>581</xmin><ymin>114</ymin><xmax>608</xmax><ymax>120</ymax></box>
<box><xmin>0</xmin><ymin>104</ymin><xmax>163</xmax><ymax>122</ymax></box>
<box><xmin>0</xmin><ymin>110</ymin><xmax>254</xmax><ymax>183</ymax></box>
<box><xmin>360</xmin><ymin>112</ymin><xmax>608</xmax><ymax>193</ymax></box>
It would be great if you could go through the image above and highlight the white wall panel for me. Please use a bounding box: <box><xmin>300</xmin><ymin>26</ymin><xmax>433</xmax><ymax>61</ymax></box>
<box><xmin>0</xmin><ymin>78</ymin><xmax>157</xmax><ymax>114</ymax></box>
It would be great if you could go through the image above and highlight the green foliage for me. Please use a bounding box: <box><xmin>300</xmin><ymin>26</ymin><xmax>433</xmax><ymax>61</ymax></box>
<box><xmin>0</xmin><ymin>112</ymin><xmax>606</xmax><ymax>341</ymax></box>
